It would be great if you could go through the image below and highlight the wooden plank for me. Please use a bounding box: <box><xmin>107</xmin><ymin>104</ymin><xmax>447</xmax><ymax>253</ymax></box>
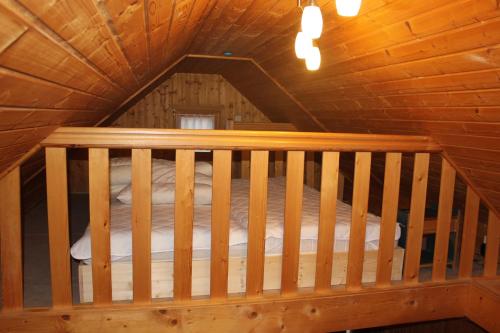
<box><xmin>0</xmin><ymin>283</ymin><xmax>468</xmax><ymax>333</ymax></box>
<box><xmin>346</xmin><ymin>152</ymin><xmax>372</xmax><ymax>290</ymax></box>
<box><xmin>306</xmin><ymin>151</ymin><xmax>315</xmax><ymax>187</ymax></box>
<box><xmin>41</xmin><ymin>127</ymin><xmax>442</xmax><ymax>153</ymax></box>
<box><xmin>275</xmin><ymin>151</ymin><xmax>284</xmax><ymax>176</ymax></box>
<box><xmin>403</xmin><ymin>153</ymin><xmax>430</xmax><ymax>283</ymax></box>
<box><xmin>484</xmin><ymin>212</ymin><xmax>500</xmax><ymax>277</ymax></box>
<box><xmin>174</xmin><ymin>149</ymin><xmax>195</xmax><ymax>300</ymax></box>
<box><xmin>88</xmin><ymin>148</ymin><xmax>112</xmax><ymax>304</ymax></box>
<box><xmin>314</xmin><ymin>152</ymin><xmax>339</xmax><ymax>291</ymax></box>
<box><xmin>131</xmin><ymin>149</ymin><xmax>152</xmax><ymax>303</ymax></box>
<box><xmin>432</xmin><ymin>158</ymin><xmax>456</xmax><ymax>281</ymax></box>
<box><xmin>241</xmin><ymin>150</ymin><xmax>250</xmax><ymax>178</ymax></box>
<box><xmin>281</xmin><ymin>151</ymin><xmax>305</xmax><ymax>294</ymax></box>
<box><xmin>466</xmin><ymin>280</ymin><xmax>500</xmax><ymax>333</ymax></box>
<box><xmin>458</xmin><ymin>187</ymin><xmax>481</xmax><ymax>279</ymax></box>
<box><xmin>0</xmin><ymin>167</ymin><xmax>23</xmax><ymax>310</ymax></box>
<box><xmin>246</xmin><ymin>150</ymin><xmax>269</xmax><ymax>296</ymax></box>
<box><xmin>210</xmin><ymin>150</ymin><xmax>232</xmax><ymax>298</ymax></box>
<box><xmin>376</xmin><ymin>152</ymin><xmax>402</xmax><ymax>286</ymax></box>
<box><xmin>45</xmin><ymin>147</ymin><xmax>72</xmax><ymax>307</ymax></box>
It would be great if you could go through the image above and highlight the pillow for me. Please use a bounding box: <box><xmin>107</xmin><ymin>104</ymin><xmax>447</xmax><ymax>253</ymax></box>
<box><xmin>110</xmin><ymin>157</ymin><xmax>132</xmax><ymax>167</ymax></box>
<box><xmin>110</xmin><ymin>159</ymin><xmax>175</xmax><ymax>185</ymax></box>
<box><xmin>155</xmin><ymin>171</ymin><xmax>212</xmax><ymax>185</ymax></box>
<box><xmin>117</xmin><ymin>182</ymin><xmax>212</xmax><ymax>205</ymax></box>
<box><xmin>195</xmin><ymin>161</ymin><xmax>212</xmax><ymax>176</ymax></box>
<box><xmin>110</xmin><ymin>184</ymin><xmax>128</xmax><ymax>198</ymax></box>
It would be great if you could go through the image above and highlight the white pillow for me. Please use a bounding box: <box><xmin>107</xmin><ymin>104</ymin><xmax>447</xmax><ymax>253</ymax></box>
<box><xmin>110</xmin><ymin>157</ymin><xmax>132</xmax><ymax>167</ymax></box>
<box><xmin>117</xmin><ymin>182</ymin><xmax>212</xmax><ymax>205</ymax></box>
<box><xmin>195</xmin><ymin>161</ymin><xmax>212</xmax><ymax>176</ymax></box>
<box><xmin>110</xmin><ymin>184</ymin><xmax>128</xmax><ymax>198</ymax></box>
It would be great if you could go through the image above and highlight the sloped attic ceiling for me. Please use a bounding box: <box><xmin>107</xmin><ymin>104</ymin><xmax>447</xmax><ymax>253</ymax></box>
<box><xmin>0</xmin><ymin>0</ymin><xmax>499</xmax><ymax>212</ymax></box>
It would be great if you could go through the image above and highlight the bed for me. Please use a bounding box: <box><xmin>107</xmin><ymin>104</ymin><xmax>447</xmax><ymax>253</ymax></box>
<box><xmin>71</xmin><ymin>162</ymin><xmax>403</xmax><ymax>302</ymax></box>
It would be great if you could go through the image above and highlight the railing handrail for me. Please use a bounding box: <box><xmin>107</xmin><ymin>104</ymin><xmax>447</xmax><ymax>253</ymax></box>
<box><xmin>41</xmin><ymin>127</ymin><xmax>442</xmax><ymax>152</ymax></box>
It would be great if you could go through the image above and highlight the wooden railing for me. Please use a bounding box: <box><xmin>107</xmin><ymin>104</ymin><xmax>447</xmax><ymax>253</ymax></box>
<box><xmin>0</xmin><ymin>127</ymin><xmax>498</xmax><ymax>332</ymax></box>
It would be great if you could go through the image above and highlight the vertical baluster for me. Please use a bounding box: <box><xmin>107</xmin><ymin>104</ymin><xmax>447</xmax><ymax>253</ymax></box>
<box><xmin>174</xmin><ymin>149</ymin><xmax>195</xmax><ymax>300</ymax></box>
<box><xmin>403</xmin><ymin>153</ymin><xmax>430</xmax><ymax>283</ymax></box>
<box><xmin>376</xmin><ymin>153</ymin><xmax>402</xmax><ymax>286</ymax></box>
<box><xmin>0</xmin><ymin>167</ymin><xmax>23</xmax><ymax>310</ymax></box>
<box><xmin>346</xmin><ymin>152</ymin><xmax>371</xmax><ymax>290</ymax></box>
<box><xmin>131</xmin><ymin>149</ymin><xmax>152</xmax><ymax>303</ymax></box>
<box><xmin>275</xmin><ymin>151</ymin><xmax>284</xmax><ymax>176</ymax></box>
<box><xmin>314</xmin><ymin>152</ymin><xmax>339</xmax><ymax>291</ymax></box>
<box><xmin>241</xmin><ymin>151</ymin><xmax>250</xmax><ymax>179</ymax></box>
<box><xmin>432</xmin><ymin>158</ymin><xmax>456</xmax><ymax>281</ymax></box>
<box><xmin>484</xmin><ymin>212</ymin><xmax>500</xmax><ymax>277</ymax></box>
<box><xmin>210</xmin><ymin>150</ymin><xmax>232</xmax><ymax>298</ymax></box>
<box><xmin>246</xmin><ymin>151</ymin><xmax>269</xmax><ymax>296</ymax></box>
<box><xmin>46</xmin><ymin>147</ymin><xmax>72</xmax><ymax>307</ymax></box>
<box><xmin>89</xmin><ymin>148</ymin><xmax>112</xmax><ymax>304</ymax></box>
<box><xmin>458</xmin><ymin>187</ymin><xmax>480</xmax><ymax>278</ymax></box>
<box><xmin>281</xmin><ymin>151</ymin><xmax>305</xmax><ymax>294</ymax></box>
<box><xmin>306</xmin><ymin>151</ymin><xmax>315</xmax><ymax>187</ymax></box>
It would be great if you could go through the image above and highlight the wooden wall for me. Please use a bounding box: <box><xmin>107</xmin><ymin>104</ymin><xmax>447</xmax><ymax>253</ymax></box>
<box><xmin>112</xmin><ymin>73</ymin><xmax>270</xmax><ymax>129</ymax></box>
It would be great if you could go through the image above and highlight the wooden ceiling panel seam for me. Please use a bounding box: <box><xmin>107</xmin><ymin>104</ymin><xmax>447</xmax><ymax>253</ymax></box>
<box><xmin>0</xmin><ymin>0</ymin><xmax>128</xmax><ymax>97</ymax></box>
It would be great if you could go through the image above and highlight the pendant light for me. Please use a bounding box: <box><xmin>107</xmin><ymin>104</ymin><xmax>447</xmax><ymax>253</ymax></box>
<box><xmin>295</xmin><ymin>31</ymin><xmax>313</xmax><ymax>59</ymax></box>
<box><xmin>305</xmin><ymin>46</ymin><xmax>321</xmax><ymax>71</ymax></box>
<box><xmin>336</xmin><ymin>0</ymin><xmax>362</xmax><ymax>17</ymax></box>
<box><xmin>301</xmin><ymin>1</ymin><xmax>323</xmax><ymax>39</ymax></box>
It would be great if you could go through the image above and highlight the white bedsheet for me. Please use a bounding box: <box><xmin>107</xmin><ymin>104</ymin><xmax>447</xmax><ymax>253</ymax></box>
<box><xmin>71</xmin><ymin>177</ymin><xmax>400</xmax><ymax>261</ymax></box>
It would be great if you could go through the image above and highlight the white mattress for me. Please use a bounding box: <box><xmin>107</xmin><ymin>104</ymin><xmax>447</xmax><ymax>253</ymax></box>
<box><xmin>71</xmin><ymin>177</ymin><xmax>401</xmax><ymax>262</ymax></box>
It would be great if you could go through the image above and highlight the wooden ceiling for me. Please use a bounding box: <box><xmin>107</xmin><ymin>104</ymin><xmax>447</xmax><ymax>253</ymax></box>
<box><xmin>0</xmin><ymin>0</ymin><xmax>499</xmax><ymax>213</ymax></box>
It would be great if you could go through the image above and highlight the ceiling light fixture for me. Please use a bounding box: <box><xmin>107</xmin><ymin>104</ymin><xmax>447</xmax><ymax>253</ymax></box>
<box><xmin>336</xmin><ymin>0</ymin><xmax>362</xmax><ymax>17</ymax></box>
<box><xmin>301</xmin><ymin>0</ymin><xmax>323</xmax><ymax>39</ymax></box>
<box><xmin>295</xmin><ymin>31</ymin><xmax>313</xmax><ymax>59</ymax></box>
<box><xmin>305</xmin><ymin>46</ymin><xmax>321</xmax><ymax>71</ymax></box>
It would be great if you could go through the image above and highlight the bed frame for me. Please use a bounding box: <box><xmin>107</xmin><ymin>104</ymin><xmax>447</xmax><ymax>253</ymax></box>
<box><xmin>0</xmin><ymin>127</ymin><xmax>498</xmax><ymax>332</ymax></box>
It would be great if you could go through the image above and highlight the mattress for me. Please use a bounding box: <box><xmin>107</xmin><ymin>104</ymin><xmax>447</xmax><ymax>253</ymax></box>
<box><xmin>71</xmin><ymin>177</ymin><xmax>401</xmax><ymax>262</ymax></box>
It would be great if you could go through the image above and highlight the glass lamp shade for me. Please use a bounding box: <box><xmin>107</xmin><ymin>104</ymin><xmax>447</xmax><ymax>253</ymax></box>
<box><xmin>294</xmin><ymin>32</ymin><xmax>313</xmax><ymax>59</ymax></box>
<box><xmin>305</xmin><ymin>46</ymin><xmax>321</xmax><ymax>71</ymax></box>
<box><xmin>336</xmin><ymin>0</ymin><xmax>362</xmax><ymax>17</ymax></box>
<box><xmin>301</xmin><ymin>5</ymin><xmax>323</xmax><ymax>39</ymax></box>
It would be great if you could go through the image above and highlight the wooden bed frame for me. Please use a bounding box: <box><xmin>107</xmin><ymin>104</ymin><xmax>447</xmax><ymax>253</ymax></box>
<box><xmin>0</xmin><ymin>127</ymin><xmax>498</xmax><ymax>332</ymax></box>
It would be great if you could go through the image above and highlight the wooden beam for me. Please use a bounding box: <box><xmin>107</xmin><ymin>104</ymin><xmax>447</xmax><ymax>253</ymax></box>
<box><xmin>131</xmin><ymin>149</ymin><xmax>152</xmax><ymax>303</ymax></box>
<box><xmin>484</xmin><ymin>212</ymin><xmax>500</xmax><ymax>277</ymax></box>
<box><xmin>281</xmin><ymin>151</ymin><xmax>305</xmax><ymax>294</ymax></box>
<box><xmin>0</xmin><ymin>283</ymin><xmax>469</xmax><ymax>333</ymax></box>
<box><xmin>347</xmin><ymin>152</ymin><xmax>372</xmax><ymax>290</ymax></box>
<box><xmin>45</xmin><ymin>147</ymin><xmax>72</xmax><ymax>307</ymax></box>
<box><xmin>458</xmin><ymin>187</ymin><xmax>481</xmax><ymax>279</ymax></box>
<box><xmin>210</xmin><ymin>150</ymin><xmax>232</xmax><ymax>299</ymax></box>
<box><xmin>403</xmin><ymin>153</ymin><xmax>430</xmax><ymax>284</ymax></box>
<box><xmin>174</xmin><ymin>150</ymin><xmax>195</xmax><ymax>300</ymax></box>
<box><xmin>315</xmin><ymin>152</ymin><xmax>339</xmax><ymax>291</ymax></box>
<box><xmin>432</xmin><ymin>158</ymin><xmax>456</xmax><ymax>281</ymax></box>
<box><xmin>42</xmin><ymin>127</ymin><xmax>442</xmax><ymax>152</ymax></box>
<box><xmin>246</xmin><ymin>150</ymin><xmax>269</xmax><ymax>296</ymax></box>
<box><xmin>0</xmin><ymin>167</ymin><xmax>23</xmax><ymax>310</ymax></box>
<box><xmin>88</xmin><ymin>148</ymin><xmax>112</xmax><ymax>304</ymax></box>
<box><xmin>376</xmin><ymin>153</ymin><xmax>402</xmax><ymax>286</ymax></box>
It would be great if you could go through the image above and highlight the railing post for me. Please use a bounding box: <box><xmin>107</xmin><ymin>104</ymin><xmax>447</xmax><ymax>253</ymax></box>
<box><xmin>246</xmin><ymin>150</ymin><xmax>269</xmax><ymax>297</ymax></box>
<box><xmin>0</xmin><ymin>167</ymin><xmax>23</xmax><ymax>310</ymax></box>
<box><xmin>403</xmin><ymin>153</ymin><xmax>430</xmax><ymax>284</ymax></box>
<box><xmin>210</xmin><ymin>150</ymin><xmax>232</xmax><ymax>298</ymax></box>
<box><xmin>458</xmin><ymin>186</ymin><xmax>480</xmax><ymax>279</ymax></box>
<box><xmin>131</xmin><ymin>149</ymin><xmax>152</xmax><ymax>303</ymax></box>
<box><xmin>46</xmin><ymin>147</ymin><xmax>72</xmax><ymax>307</ymax></box>
<box><xmin>346</xmin><ymin>152</ymin><xmax>372</xmax><ymax>290</ymax></box>
<box><xmin>484</xmin><ymin>211</ymin><xmax>500</xmax><ymax>277</ymax></box>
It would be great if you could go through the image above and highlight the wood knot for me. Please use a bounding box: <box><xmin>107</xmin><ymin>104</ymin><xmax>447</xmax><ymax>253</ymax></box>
<box><xmin>61</xmin><ymin>314</ymin><xmax>71</xmax><ymax>321</ymax></box>
<box><xmin>310</xmin><ymin>307</ymin><xmax>317</xmax><ymax>315</ymax></box>
<box><xmin>158</xmin><ymin>309</ymin><xmax>168</xmax><ymax>315</ymax></box>
<box><xmin>169</xmin><ymin>318</ymin><xmax>178</xmax><ymax>326</ymax></box>
<box><xmin>248</xmin><ymin>311</ymin><xmax>258</xmax><ymax>319</ymax></box>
